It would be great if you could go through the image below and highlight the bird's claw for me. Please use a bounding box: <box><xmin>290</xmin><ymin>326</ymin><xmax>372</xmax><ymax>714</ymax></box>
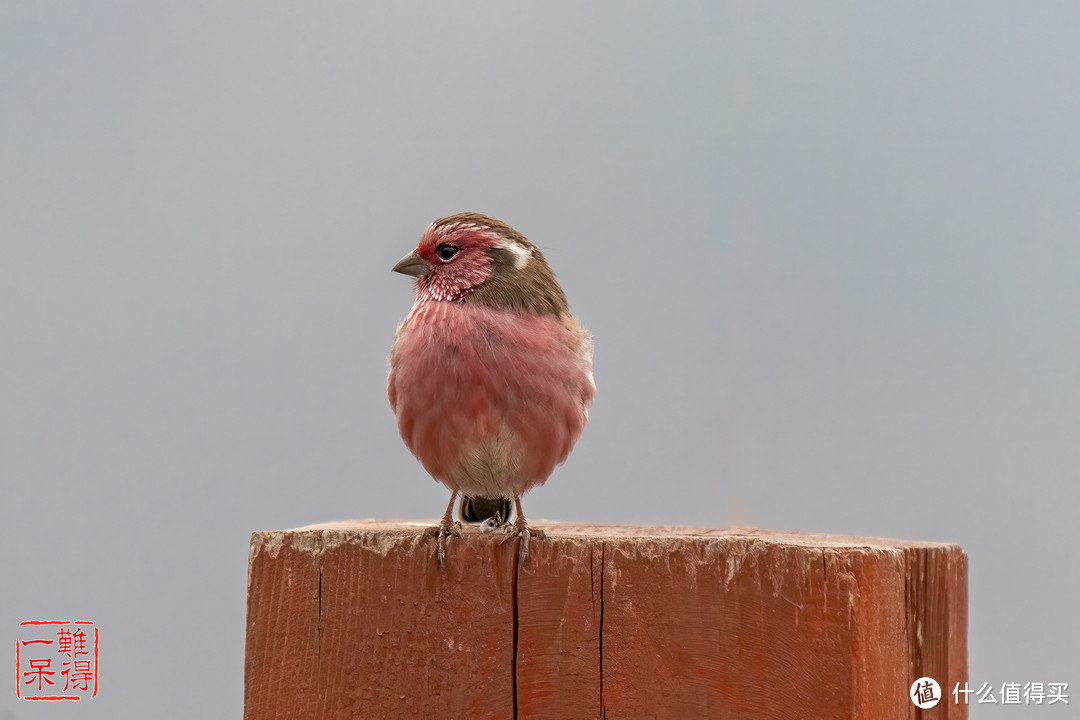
<box><xmin>424</xmin><ymin>519</ymin><xmax>462</xmax><ymax>566</ymax></box>
<box><xmin>502</xmin><ymin>518</ymin><xmax>545</xmax><ymax>561</ymax></box>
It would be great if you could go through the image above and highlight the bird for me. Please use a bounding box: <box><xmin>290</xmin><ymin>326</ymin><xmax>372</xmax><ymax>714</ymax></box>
<box><xmin>388</xmin><ymin>212</ymin><xmax>595</xmax><ymax>564</ymax></box>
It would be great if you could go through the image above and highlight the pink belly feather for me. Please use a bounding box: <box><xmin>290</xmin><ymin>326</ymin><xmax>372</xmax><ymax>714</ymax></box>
<box><xmin>389</xmin><ymin>299</ymin><xmax>593</xmax><ymax>497</ymax></box>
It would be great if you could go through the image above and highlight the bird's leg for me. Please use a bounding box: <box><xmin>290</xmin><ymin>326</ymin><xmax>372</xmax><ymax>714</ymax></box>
<box><xmin>423</xmin><ymin>490</ymin><xmax>462</xmax><ymax>566</ymax></box>
<box><xmin>502</xmin><ymin>496</ymin><xmax>546</xmax><ymax>561</ymax></box>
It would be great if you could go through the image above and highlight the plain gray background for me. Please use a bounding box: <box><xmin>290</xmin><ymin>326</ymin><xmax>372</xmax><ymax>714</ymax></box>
<box><xmin>3</xmin><ymin>2</ymin><xmax>1077</xmax><ymax>717</ymax></box>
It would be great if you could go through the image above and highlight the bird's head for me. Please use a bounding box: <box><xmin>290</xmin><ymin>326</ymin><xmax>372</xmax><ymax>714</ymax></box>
<box><xmin>393</xmin><ymin>212</ymin><xmax>569</xmax><ymax>317</ymax></box>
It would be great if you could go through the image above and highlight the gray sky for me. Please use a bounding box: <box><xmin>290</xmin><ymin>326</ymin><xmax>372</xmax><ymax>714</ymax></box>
<box><xmin>3</xmin><ymin>2</ymin><xmax>1078</xmax><ymax>717</ymax></box>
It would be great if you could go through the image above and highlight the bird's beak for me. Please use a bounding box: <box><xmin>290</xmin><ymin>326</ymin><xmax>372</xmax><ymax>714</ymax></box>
<box><xmin>392</xmin><ymin>251</ymin><xmax>429</xmax><ymax>278</ymax></box>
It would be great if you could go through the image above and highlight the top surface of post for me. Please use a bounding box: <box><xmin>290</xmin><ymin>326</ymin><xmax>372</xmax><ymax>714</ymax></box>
<box><xmin>259</xmin><ymin>518</ymin><xmax>961</xmax><ymax>551</ymax></box>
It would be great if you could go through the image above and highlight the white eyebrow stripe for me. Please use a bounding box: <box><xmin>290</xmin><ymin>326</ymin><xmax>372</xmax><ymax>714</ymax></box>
<box><xmin>495</xmin><ymin>239</ymin><xmax>531</xmax><ymax>269</ymax></box>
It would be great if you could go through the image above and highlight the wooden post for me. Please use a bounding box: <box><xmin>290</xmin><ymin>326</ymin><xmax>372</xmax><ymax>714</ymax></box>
<box><xmin>244</xmin><ymin>521</ymin><xmax>966</xmax><ymax>720</ymax></box>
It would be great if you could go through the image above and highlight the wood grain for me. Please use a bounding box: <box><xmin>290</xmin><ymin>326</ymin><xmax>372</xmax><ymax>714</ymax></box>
<box><xmin>244</xmin><ymin>521</ymin><xmax>967</xmax><ymax>720</ymax></box>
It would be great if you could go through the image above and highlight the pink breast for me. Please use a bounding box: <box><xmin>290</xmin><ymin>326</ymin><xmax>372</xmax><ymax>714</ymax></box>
<box><xmin>388</xmin><ymin>301</ymin><xmax>594</xmax><ymax>493</ymax></box>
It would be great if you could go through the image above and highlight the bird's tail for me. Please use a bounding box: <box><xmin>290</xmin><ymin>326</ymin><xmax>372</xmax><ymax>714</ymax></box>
<box><xmin>457</xmin><ymin>495</ymin><xmax>514</xmax><ymax>532</ymax></box>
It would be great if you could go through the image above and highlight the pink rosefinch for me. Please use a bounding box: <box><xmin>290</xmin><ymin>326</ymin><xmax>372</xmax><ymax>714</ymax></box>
<box><xmin>388</xmin><ymin>212</ymin><xmax>595</xmax><ymax>563</ymax></box>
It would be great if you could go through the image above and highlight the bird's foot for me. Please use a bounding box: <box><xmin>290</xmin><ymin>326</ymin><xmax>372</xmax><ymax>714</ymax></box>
<box><xmin>502</xmin><ymin>516</ymin><xmax>546</xmax><ymax>561</ymax></box>
<box><xmin>423</xmin><ymin>517</ymin><xmax>463</xmax><ymax>566</ymax></box>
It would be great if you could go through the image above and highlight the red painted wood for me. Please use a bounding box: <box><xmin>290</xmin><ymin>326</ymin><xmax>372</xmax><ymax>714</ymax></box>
<box><xmin>244</xmin><ymin>521</ymin><xmax>967</xmax><ymax>720</ymax></box>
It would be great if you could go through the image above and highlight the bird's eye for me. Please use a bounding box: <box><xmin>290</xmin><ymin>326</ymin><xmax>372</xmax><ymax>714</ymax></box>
<box><xmin>436</xmin><ymin>244</ymin><xmax>459</xmax><ymax>261</ymax></box>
